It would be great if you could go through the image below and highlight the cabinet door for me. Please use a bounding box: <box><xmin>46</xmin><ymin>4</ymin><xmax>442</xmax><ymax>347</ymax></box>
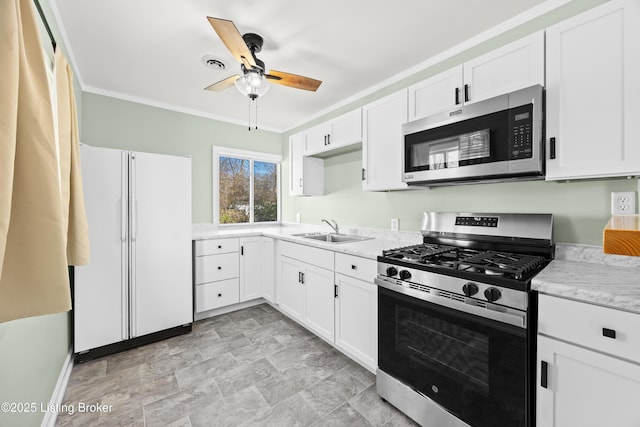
<box><xmin>327</xmin><ymin>109</ymin><xmax>362</xmax><ymax>149</ymax></box>
<box><xmin>289</xmin><ymin>132</ymin><xmax>305</xmax><ymax>196</ymax></box>
<box><xmin>289</xmin><ymin>133</ymin><xmax>324</xmax><ymax>196</ymax></box>
<box><xmin>279</xmin><ymin>256</ymin><xmax>305</xmax><ymax>321</ymax></box>
<box><xmin>537</xmin><ymin>335</ymin><xmax>640</xmax><ymax>427</ymax></box>
<box><xmin>362</xmin><ymin>89</ymin><xmax>409</xmax><ymax>191</ymax></box>
<box><xmin>463</xmin><ymin>31</ymin><xmax>544</xmax><ymax>105</ymax></box>
<box><xmin>304</xmin><ymin>122</ymin><xmax>330</xmax><ymax>155</ymax></box>
<box><xmin>545</xmin><ymin>0</ymin><xmax>640</xmax><ymax>180</ymax></box>
<box><xmin>335</xmin><ymin>273</ymin><xmax>377</xmax><ymax>372</ymax></box>
<box><xmin>261</xmin><ymin>238</ymin><xmax>275</xmax><ymax>303</ymax></box>
<box><xmin>302</xmin><ymin>264</ymin><xmax>335</xmax><ymax>342</ymax></box>
<box><xmin>239</xmin><ymin>236</ymin><xmax>264</xmax><ymax>302</ymax></box>
<box><xmin>407</xmin><ymin>66</ymin><xmax>462</xmax><ymax>121</ymax></box>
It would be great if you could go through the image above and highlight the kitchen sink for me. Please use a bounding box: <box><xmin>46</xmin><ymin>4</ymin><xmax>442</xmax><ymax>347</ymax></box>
<box><xmin>292</xmin><ymin>232</ymin><xmax>373</xmax><ymax>244</ymax></box>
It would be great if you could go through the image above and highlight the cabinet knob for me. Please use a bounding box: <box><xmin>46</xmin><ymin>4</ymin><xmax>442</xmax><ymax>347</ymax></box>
<box><xmin>351</xmin><ymin>264</ymin><xmax>357</xmax><ymax>270</ymax></box>
<box><xmin>218</xmin><ymin>245</ymin><xmax>222</xmax><ymax>249</ymax></box>
<box><xmin>602</xmin><ymin>328</ymin><xmax>617</xmax><ymax>339</ymax></box>
<box><xmin>217</xmin><ymin>266</ymin><xmax>222</xmax><ymax>270</ymax></box>
<box><xmin>218</xmin><ymin>293</ymin><xmax>222</xmax><ymax>297</ymax></box>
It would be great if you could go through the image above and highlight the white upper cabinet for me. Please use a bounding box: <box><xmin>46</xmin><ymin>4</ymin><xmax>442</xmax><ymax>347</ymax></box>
<box><xmin>362</xmin><ymin>89</ymin><xmax>409</xmax><ymax>191</ymax></box>
<box><xmin>463</xmin><ymin>31</ymin><xmax>544</xmax><ymax>104</ymax></box>
<box><xmin>304</xmin><ymin>109</ymin><xmax>362</xmax><ymax>156</ymax></box>
<box><xmin>289</xmin><ymin>132</ymin><xmax>324</xmax><ymax>197</ymax></box>
<box><xmin>408</xmin><ymin>67</ymin><xmax>462</xmax><ymax>122</ymax></box>
<box><xmin>545</xmin><ymin>0</ymin><xmax>640</xmax><ymax>180</ymax></box>
<box><xmin>408</xmin><ymin>31</ymin><xmax>544</xmax><ymax>121</ymax></box>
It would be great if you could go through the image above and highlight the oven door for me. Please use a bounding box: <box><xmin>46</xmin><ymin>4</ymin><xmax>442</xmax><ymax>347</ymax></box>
<box><xmin>378</xmin><ymin>285</ymin><xmax>529</xmax><ymax>427</ymax></box>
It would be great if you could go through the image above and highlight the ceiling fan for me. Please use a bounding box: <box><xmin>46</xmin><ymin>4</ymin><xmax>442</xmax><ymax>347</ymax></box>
<box><xmin>205</xmin><ymin>17</ymin><xmax>322</xmax><ymax>100</ymax></box>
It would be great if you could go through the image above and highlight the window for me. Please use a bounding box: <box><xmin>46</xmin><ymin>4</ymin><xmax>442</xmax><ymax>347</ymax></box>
<box><xmin>213</xmin><ymin>146</ymin><xmax>282</xmax><ymax>225</ymax></box>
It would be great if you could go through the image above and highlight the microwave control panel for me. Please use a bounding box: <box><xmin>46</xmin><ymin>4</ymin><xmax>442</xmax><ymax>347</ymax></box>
<box><xmin>509</xmin><ymin>104</ymin><xmax>533</xmax><ymax>160</ymax></box>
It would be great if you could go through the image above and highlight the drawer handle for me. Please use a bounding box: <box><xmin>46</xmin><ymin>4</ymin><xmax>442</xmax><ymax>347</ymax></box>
<box><xmin>602</xmin><ymin>328</ymin><xmax>617</xmax><ymax>339</ymax></box>
<box><xmin>218</xmin><ymin>293</ymin><xmax>222</xmax><ymax>297</ymax></box>
<box><xmin>351</xmin><ymin>265</ymin><xmax>357</xmax><ymax>270</ymax></box>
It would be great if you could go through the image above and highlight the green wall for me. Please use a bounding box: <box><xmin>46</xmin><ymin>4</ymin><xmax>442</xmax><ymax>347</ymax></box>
<box><xmin>80</xmin><ymin>93</ymin><xmax>282</xmax><ymax>223</ymax></box>
<box><xmin>0</xmin><ymin>314</ymin><xmax>71</xmax><ymax>427</ymax></box>
<box><xmin>281</xmin><ymin>0</ymin><xmax>637</xmax><ymax>245</ymax></box>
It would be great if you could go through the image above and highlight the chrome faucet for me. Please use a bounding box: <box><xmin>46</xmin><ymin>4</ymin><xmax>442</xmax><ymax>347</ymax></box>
<box><xmin>321</xmin><ymin>219</ymin><xmax>339</xmax><ymax>235</ymax></box>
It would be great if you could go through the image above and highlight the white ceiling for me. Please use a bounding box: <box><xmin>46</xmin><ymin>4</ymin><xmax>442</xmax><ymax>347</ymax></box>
<box><xmin>52</xmin><ymin>0</ymin><xmax>550</xmax><ymax>132</ymax></box>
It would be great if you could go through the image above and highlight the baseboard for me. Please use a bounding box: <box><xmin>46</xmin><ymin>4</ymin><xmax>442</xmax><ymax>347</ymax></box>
<box><xmin>41</xmin><ymin>347</ymin><xmax>74</xmax><ymax>427</ymax></box>
<box><xmin>194</xmin><ymin>298</ymin><xmax>267</xmax><ymax>321</ymax></box>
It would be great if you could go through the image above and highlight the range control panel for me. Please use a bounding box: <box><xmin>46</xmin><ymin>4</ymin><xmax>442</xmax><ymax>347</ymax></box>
<box><xmin>455</xmin><ymin>216</ymin><xmax>499</xmax><ymax>227</ymax></box>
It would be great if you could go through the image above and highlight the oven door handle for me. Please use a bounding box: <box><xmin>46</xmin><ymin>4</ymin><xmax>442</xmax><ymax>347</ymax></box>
<box><xmin>375</xmin><ymin>277</ymin><xmax>526</xmax><ymax>329</ymax></box>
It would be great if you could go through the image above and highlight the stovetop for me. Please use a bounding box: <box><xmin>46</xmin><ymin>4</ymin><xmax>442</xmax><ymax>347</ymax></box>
<box><xmin>380</xmin><ymin>243</ymin><xmax>548</xmax><ymax>282</ymax></box>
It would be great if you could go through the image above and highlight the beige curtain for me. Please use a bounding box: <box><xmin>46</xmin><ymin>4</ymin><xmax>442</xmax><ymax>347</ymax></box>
<box><xmin>0</xmin><ymin>0</ymin><xmax>89</xmax><ymax>323</ymax></box>
<box><xmin>55</xmin><ymin>49</ymin><xmax>89</xmax><ymax>265</ymax></box>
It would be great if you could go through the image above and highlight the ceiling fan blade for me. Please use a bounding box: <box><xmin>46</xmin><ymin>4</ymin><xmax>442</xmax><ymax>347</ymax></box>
<box><xmin>205</xmin><ymin>75</ymin><xmax>240</xmax><ymax>91</ymax></box>
<box><xmin>207</xmin><ymin>17</ymin><xmax>257</xmax><ymax>68</ymax></box>
<box><xmin>266</xmin><ymin>70</ymin><xmax>322</xmax><ymax>92</ymax></box>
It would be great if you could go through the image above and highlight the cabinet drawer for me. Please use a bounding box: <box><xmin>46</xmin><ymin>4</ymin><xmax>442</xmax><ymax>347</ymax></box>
<box><xmin>195</xmin><ymin>238</ymin><xmax>239</xmax><ymax>256</ymax></box>
<box><xmin>195</xmin><ymin>252</ymin><xmax>239</xmax><ymax>284</ymax></box>
<box><xmin>538</xmin><ymin>294</ymin><xmax>640</xmax><ymax>361</ymax></box>
<box><xmin>335</xmin><ymin>253</ymin><xmax>376</xmax><ymax>283</ymax></box>
<box><xmin>195</xmin><ymin>278</ymin><xmax>240</xmax><ymax>312</ymax></box>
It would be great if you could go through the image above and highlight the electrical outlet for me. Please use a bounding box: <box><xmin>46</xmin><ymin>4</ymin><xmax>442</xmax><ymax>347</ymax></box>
<box><xmin>611</xmin><ymin>192</ymin><xmax>636</xmax><ymax>215</ymax></box>
<box><xmin>391</xmin><ymin>218</ymin><xmax>399</xmax><ymax>231</ymax></box>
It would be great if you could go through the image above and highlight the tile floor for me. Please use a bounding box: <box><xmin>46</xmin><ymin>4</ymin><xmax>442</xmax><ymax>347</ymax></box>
<box><xmin>56</xmin><ymin>303</ymin><xmax>418</xmax><ymax>426</ymax></box>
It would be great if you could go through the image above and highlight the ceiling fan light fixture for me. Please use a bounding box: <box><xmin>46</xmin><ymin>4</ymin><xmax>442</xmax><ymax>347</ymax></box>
<box><xmin>235</xmin><ymin>70</ymin><xmax>269</xmax><ymax>100</ymax></box>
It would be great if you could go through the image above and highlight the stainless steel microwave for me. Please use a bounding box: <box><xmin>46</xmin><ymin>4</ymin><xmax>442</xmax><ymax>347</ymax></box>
<box><xmin>402</xmin><ymin>85</ymin><xmax>544</xmax><ymax>187</ymax></box>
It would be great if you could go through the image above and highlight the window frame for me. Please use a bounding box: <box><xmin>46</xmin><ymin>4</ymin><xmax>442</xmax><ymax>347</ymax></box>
<box><xmin>212</xmin><ymin>146</ymin><xmax>282</xmax><ymax>226</ymax></box>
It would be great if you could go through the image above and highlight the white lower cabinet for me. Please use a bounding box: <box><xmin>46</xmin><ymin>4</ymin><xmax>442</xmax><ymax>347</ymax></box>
<box><xmin>335</xmin><ymin>272</ymin><xmax>377</xmax><ymax>371</ymax></box>
<box><xmin>194</xmin><ymin>238</ymin><xmax>240</xmax><ymax>313</ymax></box>
<box><xmin>278</xmin><ymin>241</ymin><xmax>335</xmax><ymax>342</ymax></box>
<box><xmin>537</xmin><ymin>294</ymin><xmax>640</xmax><ymax>426</ymax></box>
<box><xmin>239</xmin><ymin>236</ymin><xmax>275</xmax><ymax>303</ymax></box>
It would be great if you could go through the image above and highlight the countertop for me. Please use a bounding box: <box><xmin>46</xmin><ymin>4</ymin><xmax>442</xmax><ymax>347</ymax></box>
<box><xmin>192</xmin><ymin>223</ymin><xmax>422</xmax><ymax>260</ymax></box>
<box><xmin>532</xmin><ymin>255</ymin><xmax>640</xmax><ymax>313</ymax></box>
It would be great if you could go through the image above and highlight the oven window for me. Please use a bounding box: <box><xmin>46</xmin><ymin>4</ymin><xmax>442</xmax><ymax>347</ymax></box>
<box><xmin>379</xmin><ymin>287</ymin><xmax>528</xmax><ymax>427</ymax></box>
<box><xmin>397</xmin><ymin>306</ymin><xmax>490</xmax><ymax>389</ymax></box>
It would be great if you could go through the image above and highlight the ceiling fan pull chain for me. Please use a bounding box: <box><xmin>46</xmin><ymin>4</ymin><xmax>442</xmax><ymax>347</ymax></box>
<box><xmin>248</xmin><ymin>97</ymin><xmax>251</xmax><ymax>131</ymax></box>
<box><xmin>255</xmin><ymin>99</ymin><xmax>258</xmax><ymax>130</ymax></box>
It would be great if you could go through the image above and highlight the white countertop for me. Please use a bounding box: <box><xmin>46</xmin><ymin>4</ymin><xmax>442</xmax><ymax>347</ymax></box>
<box><xmin>532</xmin><ymin>259</ymin><xmax>640</xmax><ymax>313</ymax></box>
<box><xmin>192</xmin><ymin>223</ymin><xmax>422</xmax><ymax>260</ymax></box>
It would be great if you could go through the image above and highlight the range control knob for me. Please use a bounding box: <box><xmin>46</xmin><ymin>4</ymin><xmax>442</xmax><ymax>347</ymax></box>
<box><xmin>462</xmin><ymin>282</ymin><xmax>479</xmax><ymax>297</ymax></box>
<box><xmin>484</xmin><ymin>287</ymin><xmax>502</xmax><ymax>302</ymax></box>
<box><xmin>399</xmin><ymin>270</ymin><xmax>412</xmax><ymax>281</ymax></box>
<box><xmin>386</xmin><ymin>266</ymin><xmax>398</xmax><ymax>277</ymax></box>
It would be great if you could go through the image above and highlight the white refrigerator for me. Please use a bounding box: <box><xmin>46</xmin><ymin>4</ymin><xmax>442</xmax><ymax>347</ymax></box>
<box><xmin>74</xmin><ymin>145</ymin><xmax>192</xmax><ymax>355</ymax></box>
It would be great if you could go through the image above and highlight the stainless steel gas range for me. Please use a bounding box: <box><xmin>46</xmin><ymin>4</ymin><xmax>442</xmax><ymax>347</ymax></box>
<box><xmin>375</xmin><ymin>212</ymin><xmax>554</xmax><ymax>427</ymax></box>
